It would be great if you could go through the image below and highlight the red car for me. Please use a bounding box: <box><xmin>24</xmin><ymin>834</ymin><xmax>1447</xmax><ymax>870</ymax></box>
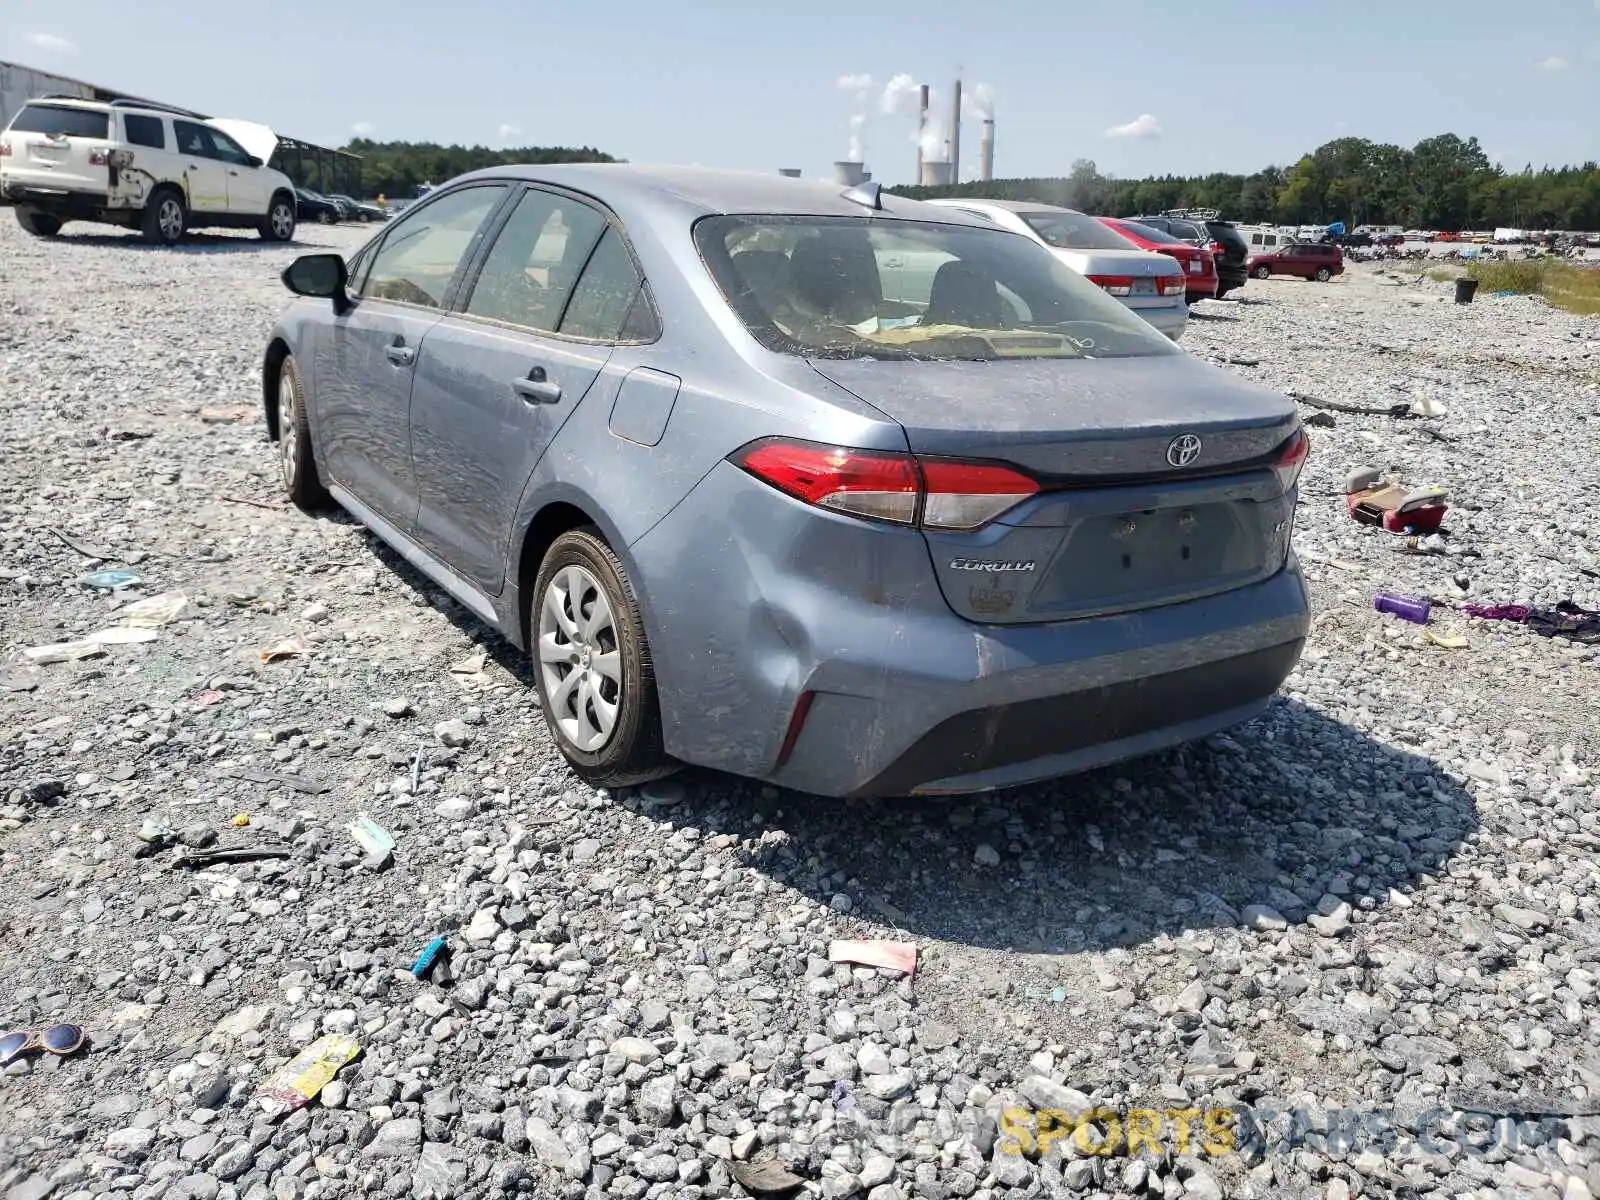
<box><xmin>1098</xmin><ymin>216</ymin><xmax>1218</xmax><ymax>304</ymax></box>
<box><xmin>1246</xmin><ymin>242</ymin><xmax>1344</xmax><ymax>281</ymax></box>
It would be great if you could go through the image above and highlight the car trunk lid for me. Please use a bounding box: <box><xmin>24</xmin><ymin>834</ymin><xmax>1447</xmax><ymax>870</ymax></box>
<box><xmin>808</xmin><ymin>354</ymin><xmax>1302</xmax><ymax>624</ymax></box>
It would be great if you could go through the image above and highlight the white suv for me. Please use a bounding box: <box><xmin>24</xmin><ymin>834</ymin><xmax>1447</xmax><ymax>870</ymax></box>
<box><xmin>0</xmin><ymin>97</ymin><xmax>298</xmax><ymax>246</ymax></box>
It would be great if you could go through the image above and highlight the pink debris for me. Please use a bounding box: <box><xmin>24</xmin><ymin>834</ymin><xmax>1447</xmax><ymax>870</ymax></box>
<box><xmin>829</xmin><ymin>939</ymin><xmax>917</xmax><ymax>977</ymax></box>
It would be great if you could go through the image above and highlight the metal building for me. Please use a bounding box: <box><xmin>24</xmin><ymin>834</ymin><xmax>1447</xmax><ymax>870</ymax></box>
<box><xmin>0</xmin><ymin>60</ymin><xmax>361</xmax><ymax>195</ymax></box>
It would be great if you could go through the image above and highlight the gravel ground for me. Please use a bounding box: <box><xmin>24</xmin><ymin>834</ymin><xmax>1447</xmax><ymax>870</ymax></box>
<box><xmin>2</xmin><ymin>217</ymin><xmax>1599</xmax><ymax>1200</ymax></box>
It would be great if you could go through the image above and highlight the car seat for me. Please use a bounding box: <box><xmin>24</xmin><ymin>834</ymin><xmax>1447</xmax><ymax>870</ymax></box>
<box><xmin>924</xmin><ymin>260</ymin><xmax>1006</xmax><ymax>329</ymax></box>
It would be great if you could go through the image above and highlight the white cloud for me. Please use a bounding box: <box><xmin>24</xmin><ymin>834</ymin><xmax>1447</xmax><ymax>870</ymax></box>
<box><xmin>1537</xmin><ymin>54</ymin><xmax>1568</xmax><ymax>71</ymax></box>
<box><xmin>24</xmin><ymin>31</ymin><xmax>77</xmax><ymax>54</ymax></box>
<box><xmin>497</xmin><ymin>123</ymin><xmax>521</xmax><ymax>143</ymax></box>
<box><xmin>1104</xmin><ymin>113</ymin><xmax>1161</xmax><ymax>139</ymax></box>
<box><xmin>351</xmin><ymin>121</ymin><xmax>373</xmax><ymax>137</ymax></box>
<box><xmin>836</xmin><ymin>73</ymin><xmax>873</xmax><ymax>93</ymax></box>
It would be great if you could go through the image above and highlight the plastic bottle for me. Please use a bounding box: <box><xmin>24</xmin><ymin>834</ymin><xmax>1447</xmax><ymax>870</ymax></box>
<box><xmin>1374</xmin><ymin>593</ymin><xmax>1432</xmax><ymax>624</ymax></box>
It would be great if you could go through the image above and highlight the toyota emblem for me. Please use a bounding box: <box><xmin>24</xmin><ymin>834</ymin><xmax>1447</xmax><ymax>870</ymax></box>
<box><xmin>1166</xmin><ymin>433</ymin><xmax>1203</xmax><ymax>468</ymax></box>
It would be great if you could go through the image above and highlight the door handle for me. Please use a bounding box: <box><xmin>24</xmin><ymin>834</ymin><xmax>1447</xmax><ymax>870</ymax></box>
<box><xmin>512</xmin><ymin>368</ymin><xmax>562</xmax><ymax>404</ymax></box>
<box><xmin>228</xmin><ymin>169</ymin><xmax>239</xmax><ymax>176</ymax></box>
<box><xmin>385</xmin><ymin>342</ymin><xmax>415</xmax><ymax>366</ymax></box>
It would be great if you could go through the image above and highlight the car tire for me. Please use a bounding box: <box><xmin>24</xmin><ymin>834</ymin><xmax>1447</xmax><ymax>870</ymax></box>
<box><xmin>141</xmin><ymin>188</ymin><xmax>187</xmax><ymax>246</ymax></box>
<box><xmin>259</xmin><ymin>193</ymin><xmax>297</xmax><ymax>242</ymax></box>
<box><xmin>1315</xmin><ymin>266</ymin><xmax>1332</xmax><ymax>282</ymax></box>
<box><xmin>16</xmin><ymin>208</ymin><xmax>62</xmax><ymax>237</ymax></box>
<box><xmin>276</xmin><ymin>355</ymin><xmax>328</xmax><ymax>511</ymax></box>
<box><xmin>1252</xmin><ymin>265</ymin><xmax>1272</xmax><ymax>279</ymax></box>
<box><xmin>532</xmin><ymin>529</ymin><xmax>672</xmax><ymax>788</ymax></box>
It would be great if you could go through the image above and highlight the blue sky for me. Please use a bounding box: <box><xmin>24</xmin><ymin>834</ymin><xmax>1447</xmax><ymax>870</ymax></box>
<box><xmin>4</xmin><ymin>0</ymin><xmax>1598</xmax><ymax>185</ymax></box>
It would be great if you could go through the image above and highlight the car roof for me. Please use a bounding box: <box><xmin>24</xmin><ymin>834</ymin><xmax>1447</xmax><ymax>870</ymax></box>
<box><xmin>446</xmin><ymin>163</ymin><xmax>995</xmax><ymax>227</ymax></box>
<box><xmin>22</xmin><ymin>97</ymin><xmax>109</xmax><ymax>110</ymax></box>
<box><xmin>929</xmin><ymin>197</ymin><xmax>1090</xmax><ymax>217</ymax></box>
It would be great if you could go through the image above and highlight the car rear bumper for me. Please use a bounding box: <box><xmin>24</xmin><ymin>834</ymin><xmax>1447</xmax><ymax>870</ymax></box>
<box><xmin>631</xmin><ymin>464</ymin><xmax>1310</xmax><ymax>798</ymax></box>
<box><xmin>0</xmin><ymin>181</ymin><xmax>125</xmax><ymax>221</ymax></box>
<box><xmin>1133</xmin><ymin>302</ymin><xmax>1188</xmax><ymax>339</ymax></box>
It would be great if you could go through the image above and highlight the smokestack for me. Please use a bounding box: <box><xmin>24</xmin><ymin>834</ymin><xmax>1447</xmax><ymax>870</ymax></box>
<box><xmin>916</xmin><ymin>84</ymin><xmax>929</xmax><ymax>182</ymax></box>
<box><xmin>949</xmin><ymin>78</ymin><xmax>962</xmax><ymax>183</ymax></box>
<box><xmin>919</xmin><ymin>160</ymin><xmax>952</xmax><ymax>187</ymax></box>
<box><xmin>980</xmin><ymin>118</ymin><xmax>994</xmax><ymax>181</ymax></box>
<box><xmin>833</xmin><ymin>160</ymin><xmax>867</xmax><ymax>187</ymax></box>
<box><xmin>778</xmin><ymin>168</ymin><xmax>801</xmax><ymax>178</ymax></box>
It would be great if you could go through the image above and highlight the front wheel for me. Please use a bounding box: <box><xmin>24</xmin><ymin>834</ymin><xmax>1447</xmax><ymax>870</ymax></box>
<box><xmin>1314</xmin><ymin>266</ymin><xmax>1332</xmax><ymax>282</ymax></box>
<box><xmin>16</xmin><ymin>208</ymin><xmax>62</xmax><ymax>237</ymax></box>
<box><xmin>259</xmin><ymin>195</ymin><xmax>296</xmax><ymax>242</ymax></box>
<box><xmin>533</xmin><ymin>530</ymin><xmax>671</xmax><ymax>787</ymax></box>
<box><xmin>1252</xmin><ymin>265</ymin><xmax>1272</xmax><ymax>279</ymax></box>
<box><xmin>277</xmin><ymin>355</ymin><xmax>328</xmax><ymax>511</ymax></box>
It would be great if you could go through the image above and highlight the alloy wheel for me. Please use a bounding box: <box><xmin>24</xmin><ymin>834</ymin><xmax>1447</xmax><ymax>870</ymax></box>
<box><xmin>271</xmin><ymin>203</ymin><xmax>294</xmax><ymax>240</ymax></box>
<box><xmin>158</xmin><ymin>198</ymin><xmax>184</xmax><ymax>243</ymax></box>
<box><xmin>279</xmin><ymin>370</ymin><xmax>298</xmax><ymax>488</ymax></box>
<box><xmin>538</xmin><ymin>564</ymin><xmax>622</xmax><ymax>752</ymax></box>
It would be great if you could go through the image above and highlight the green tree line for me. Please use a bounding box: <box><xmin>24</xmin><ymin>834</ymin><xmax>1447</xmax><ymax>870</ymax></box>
<box><xmin>345</xmin><ymin>138</ymin><xmax>617</xmax><ymax>199</ymax></box>
<box><xmin>892</xmin><ymin>134</ymin><xmax>1600</xmax><ymax>231</ymax></box>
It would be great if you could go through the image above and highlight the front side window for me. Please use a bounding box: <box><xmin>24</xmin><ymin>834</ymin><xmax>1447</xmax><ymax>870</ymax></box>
<box><xmin>173</xmin><ymin>120</ymin><xmax>217</xmax><ymax>158</ymax></box>
<box><xmin>464</xmin><ymin>189</ymin><xmax>608</xmax><ymax>333</ymax></box>
<box><xmin>363</xmin><ymin>185</ymin><xmax>508</xmax><ymax>309</ymax></box>
<box><xmin>120</xmin><ymin>114</ymin><xmax>166</xmax><ymax>150</ymax></box>
<box><xmin>8</xmin><ymin>104</ymin><xmax>108</xmax><ymax>139</ymax></box>
<box><xmin>695</xmin><ymin>215</ymin><xmax>1179</xmax><ymax>362</ymax></box>
<box><xmin>206</xmin><ymin>129</ymin><xmax>254</xmax><ymax>166</ymax></box>
<box><xmin>1020</xmin><ymin>210</ymin><xmax>1136</xmax><ymax>252</ymax></box>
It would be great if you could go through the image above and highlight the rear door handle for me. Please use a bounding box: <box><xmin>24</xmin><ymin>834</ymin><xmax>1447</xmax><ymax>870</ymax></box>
<box><xmin>512</xmin><ymin>369</ymin><xmax>562</xmax><ymax>404</ymax></box>
<box><xmin>385</xmin><ymin>343</ymin><xmax>415</xmax><ymax>366</ymax></box>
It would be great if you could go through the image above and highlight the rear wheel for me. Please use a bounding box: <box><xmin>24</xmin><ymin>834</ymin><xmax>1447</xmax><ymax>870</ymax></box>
<box><xmin>16</xmin><ymin>208</ymin><xmax>62</xmax><ymax>237</ymax></box>
<box><xmin>277</xmin><ymin>355</ymin><xmax>328</xmax><ymax>511</ymax></box>
<box><xmin>141</xmin><ymin>189</ymin><xmax>187</xmax><ymax>246</ymax></box>
<box><xmin>1314</xmin><ymin>266</ymin><xmax>1332</xmax><ymax>282</ymax></box>
<box><xmin>532</xmin><ymin>529</ymin><xmax>671</xmax><ymax>788</ymax></box>
<box><xmin>1252</xmin><ymin>264</ymin><xmax>1272</xmax><ymax>279</ymax></box>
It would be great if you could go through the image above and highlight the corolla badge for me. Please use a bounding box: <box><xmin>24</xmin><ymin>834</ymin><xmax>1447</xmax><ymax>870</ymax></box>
<box><xmin>1166</xmin><ymin>433</ymin><xmax>1203</xmax><ymax>468</ymax></box>
<box><xmin>950</xmin><ymin>559</ymin><xmax>1037</xmax><ymax>572</ymax></box>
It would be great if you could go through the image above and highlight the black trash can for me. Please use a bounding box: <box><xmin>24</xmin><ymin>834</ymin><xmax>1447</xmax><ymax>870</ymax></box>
<box><xmin>1455</xmin><ymin>277</ymin><xmax>1480</xmax><ymax>304</ymax></box>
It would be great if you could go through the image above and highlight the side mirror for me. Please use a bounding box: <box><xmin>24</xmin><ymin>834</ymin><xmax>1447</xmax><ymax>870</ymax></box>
<box><xmin>282</xmin><ymin>253</ymin><xmax>352</xmax><ymax>313</ymax></box>
<box><xmin>246</xmin><ymin>155</ymin><xmax>264</xmax><ymax>168</ymax></box>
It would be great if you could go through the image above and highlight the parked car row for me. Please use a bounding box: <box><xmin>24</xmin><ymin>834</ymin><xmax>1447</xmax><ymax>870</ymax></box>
<box><xmin>295</xmin><ymin>187</ymin><xmax>390</xmax><ymax>225</ymax></box>
<box><xmin>261</xmin><ymin>165</ymin><xmax>1311</xmax><ymax>798</ymax></box>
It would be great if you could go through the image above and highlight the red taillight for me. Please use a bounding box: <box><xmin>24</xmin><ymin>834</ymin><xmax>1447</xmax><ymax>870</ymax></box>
<box><xmin>1156</xmin><ymin>275</ymin><xmax>1186</xmax><ymax>295</ymax></box>
<box><xmin>0</xmin><ymin>141</ymin><xmax>10</xmax><ymax>158</ymax></box>
<box><xmin>1207</xmin><ymin>241</ymin><xmax>1225</xmax><ymax>257</ymax></box>
<box><xmin>733</xmin><ymin>438</ymin><xmax>1039</xmax><ymax>531</ymax></box>
<box><xmin>1274</xmin><ymin>428</ymin><xmax>1310</xmax><ymax>493</ymax></box>
<box><xmin>1086</xmin><ymin>274</ymin><xmax>1134</xmax><ymax>296</ymax></box>
<box><xmin>735</xmin><ymin>440</ymin><xmax>919</xmax><ymax>524</ymax></box>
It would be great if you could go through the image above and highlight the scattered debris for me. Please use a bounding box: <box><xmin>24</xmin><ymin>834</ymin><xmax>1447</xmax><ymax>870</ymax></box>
<box><xmin>1303</xmin><ymin>411</ymin><xmax>1336</xmax><ymax>429</ymax></box>
<box><xmin>451</xmin><ymin>651</ymin><xmax>488</xmax><ymax>675</ymax></box>
<box><xmin>81</xmin><ymin>569</ymin><xmax>141</xmax><ymax>590</ymax></box>
<box><xmin>232</xmin><ymin>813</ymin><xmax>251</xmax><ymax>827</ymax></box>
<box><xmin>1424</xmin><ymin>629</ymin><xmax>1470</xmax><ymax>649</ymax></box>
<box><xmin>347</xmin><ymin>814</ymin><xmax>395</xmax><ymax>870</ymax></box>
<box><xmin>221</xmin><ymin>494</ymin><xmax>284</xmax><ymax>512</ymax></box>
<box><xmin>1345</xmin><ymin>467</ymin><xmax>1448</xmax><ymax>536</ymax></box>
<box><xmin>259</xmin><ymin>638</ymin><xmax>311</xmax><ymax>663</ymax></box>
<box><xmin>199</xmin><ymin>406</ymin><xmax>255</xmax><ymax>424</ymax></box>
<box><xmin>254</xmin><ymin>1033</ymin><xmax>362</xmax><ymax>1118</ymax></box>
<box><xmin>22</xmin><ymin>639</ymin><xmax>108</xmax><ymax>664</ymax></box>
<box><xmin>411</xmin><ymin>934</ymin><xmax>450</xmax><ymax>980</ymax></box>
<box><xmin>828</xmin><ymin>939</ymin><xmax>918</xmax><ymax>977</ymax></box>
<box><xmin>221</xmin><ymin>766</ymin><xmax>332</xmax><ymax>795</ymax></box>
<box><xmin>47</xmin><ymin>527</ymin><xmax>124</xmax><ymax>561</ymax></box>
<box><xmin>1375</xmin><ymin>593</ymin><xmax>1432</xmax><ymax>624</ymax></box>
<box><xmin>170</xmin><ymin>843</ymin><xmax>293</xmax><ymax>869</ymax></box>
<box><xmin>108</xmin><ymin>590</ymin><xmax>187</xmax><ymax>629</ymax></box>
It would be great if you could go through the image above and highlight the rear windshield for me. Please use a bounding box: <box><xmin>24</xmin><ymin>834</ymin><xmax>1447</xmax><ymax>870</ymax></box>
<box><xmin>8</xmin><ymin>104</ymin><xmax>109</xmax><ymax>139</ymax></box>
<box><xmin>1113</xmin><ymin>219</ymin><xmax>1186</xmax><ymax>246</ymax></box>
<box><xmin>694</xmin><ymin>215</ymin><xmax>1179</xmax><ymax>362</ymax></box>
<box><xmin>1020</xmin><ymin>210</ymin><xmax>1137</xmax><ymax>251</ymax></box>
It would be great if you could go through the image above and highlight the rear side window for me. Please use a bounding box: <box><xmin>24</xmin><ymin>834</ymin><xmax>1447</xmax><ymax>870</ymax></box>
<box><xmin>8</xmin><ymin>104</ymin><xmax>108</xmax><ymax>138</ymax></box>
<box><xmin>465</xmin><ymin>189</ymin><xmax>608</xmax><ymax>332</ymax></box>
<box><xmin>559</xmin><ymin>227</ymin><xmax>649</xmax><ymax>341</ymax></box>
<box><xmin>122</xmin><ymin>114</ymin><xmax>166</xmax><ymax>150</ymax></box>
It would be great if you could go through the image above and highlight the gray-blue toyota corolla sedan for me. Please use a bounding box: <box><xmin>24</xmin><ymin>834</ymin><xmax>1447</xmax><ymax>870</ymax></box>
<box><xmin>262</xmin><ymin>164</ymin><xmax>1310</xmax><ymax>797</ymax></box>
